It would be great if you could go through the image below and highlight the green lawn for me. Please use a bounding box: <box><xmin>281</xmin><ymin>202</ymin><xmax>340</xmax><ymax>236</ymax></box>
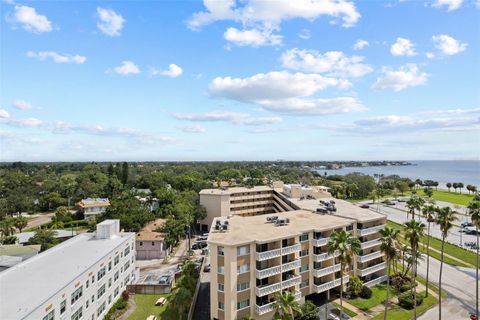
<box><xmin>406</xmin><ymin>189</ymin><xmax>474</xmax><ymax>206</ymax></box>
<box><xmin>126</xmin><ymin>294</ymin><xmax>179</xmax><ymax>320</ymax></box>
<box><xmin>331</xmin><ymin>302</ymin><xmax>358</xmax><ymax>317</ymax></box>
<box><xmin>370</xmin><ymin>292</ymin><xmax>438</xmax><ymax>320</ymax></box>
<box><xmin>347</xmin><ymin>284</ymin><xmax>393</xmax><ymax>311</ymax></box>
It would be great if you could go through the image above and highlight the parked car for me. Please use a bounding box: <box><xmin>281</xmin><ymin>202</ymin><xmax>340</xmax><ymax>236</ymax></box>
<box><xmin>359</xmin><ymin>204</ymin><xmax>370</xmax><ymax>209</ymax></box>
<box><xmin>461</xmin><ymin>222</ymin><xmax>474</xmax><ymax>228</ymax></box>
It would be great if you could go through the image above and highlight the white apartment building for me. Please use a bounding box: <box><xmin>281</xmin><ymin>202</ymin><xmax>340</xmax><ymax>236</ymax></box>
<box><xmin>0</xmin><ymin>220</ymin><xmax>136</xmax><ymax>320</ymax></box>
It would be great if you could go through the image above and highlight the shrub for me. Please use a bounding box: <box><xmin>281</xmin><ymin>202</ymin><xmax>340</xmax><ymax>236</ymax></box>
<box><xmin>359</xmin><ymin>285</ymin><xmax>372</xmax><ymax>299</ymax></box>
<box><xmin>349</xmin><ymin>275</ymin><xmax>364</xmax><ymax>297</ymax></box>
<box><xmin>104</xmin><ymin>297</ymin><xmax>129</xmax><ymax>320</ymax></box>
<box><xmin>398</xmin><ymin>292</ymin><xmax>424</xmax><ymax>310</ymax></box>
<box><xmin>121</xmin><ymin>290</ymin><xmax>130</xmax><ymax>301</ymax></box>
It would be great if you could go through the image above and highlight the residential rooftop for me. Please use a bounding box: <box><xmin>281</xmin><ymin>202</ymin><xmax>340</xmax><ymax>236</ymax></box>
<box><xmin>0</xmin><ymin>226</ymin><xmax>133</xmax><ymax>319</ymax></box>
<box><xmin>199</xmin><ymin>185</ymin><xmax>274</xmax><ymax>195</ymax></box>
<box><xmin>136</xmin><ymin>218</ymin><xmax>166</xmax><ymax>241</ymax></box>
<box><xmin>207</xmin><ymin>210</ymin><xmax>352</xmax><ymax>246</ymax></box>
<box><xmin>78</xmin><ymin>198</ymin><xmax>110</xmax><ymax>208</ymax></box>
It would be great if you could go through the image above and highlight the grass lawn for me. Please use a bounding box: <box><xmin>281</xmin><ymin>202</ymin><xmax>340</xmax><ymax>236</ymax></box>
<box><xmin>406</xmin><ymin>189</ymin><xmax>474</xmax><ymax>206</ymax></box>
<box><xmin>370</xmin><ymin>292</ymin><xmax>438</xmax><ymax>320</ymax></box>
<box><xmin>347</xmin><ymin>284</ymin><xmax>393</xmax><ymax>311</ymax></box>
<box><xmin>126</xmin><ymin>294</ymin><xmax>179</xmax><ymax>320</ymax></box>
<box><xmin>331</xmin><ymin>302</ymin><xmax>358</xmax><ymax>317</ymax></box>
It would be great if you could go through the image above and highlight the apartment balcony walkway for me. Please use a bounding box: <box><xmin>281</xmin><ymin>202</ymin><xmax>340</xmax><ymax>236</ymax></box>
<box><xmin>312</xmin><ymin>264</ymin><xmax>341</xmax><ymax>278</ymax></box>
<box><xmin>255</xmin><ymin>275</ymin><xmax>301</xmax><ymax>297</ymax></box>
<box><xmin>314</xmin><ymin>276</ymin><xmax>350</xmax><ymax>293</ymax></box>
<box><xmin>358</xmin><ymin>251</ymin><xmax>384</xmax><ymax>263</ymax></box>
<box><xmin>357</xmin><ymin>224</ymin><xmax>385</xmax><ymax>237</ymax></box>
<box><xmin>364</xmin><ymin>275</ymin><xmax>388</xmax><ymax>287</ymax></box>
<box><xmin>358</xmin><ymin>262</ymin><xmax>387</xmax><ymax>277</ymax></box>
<box><xmin>313</xmin><ymin>237</ymin><xmax>329</xmax><ymax>247</ymax></box>
<box><xmin>360</xmin><ymin>238</ymin><xmax>381</xmax><ymax>249</ymax></box>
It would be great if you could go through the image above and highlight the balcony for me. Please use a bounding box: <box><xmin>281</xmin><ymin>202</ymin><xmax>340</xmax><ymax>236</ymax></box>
<box><xmin>314</xmin><ymin>276</ymin><xmax>350</xmax><ymax>293</ymax></box>
<box><xmin>359</xmin><ymin>262</ymin><xmax>387</xmax><ymax>277</ymax></box>
<box><xmin>256</xmin><ymin>302</ymin><xmax>275</xmax><ymax>315</ymax></box>
<box><xmin>313</xmin><ymin>237</ymin><xmax>329</xmax><ymax>247</ymax></box>
<box><xmin>313</xmin><ymin>250</ymin><xmax>339</xmax><ymax>262</ymax></box>
<box><xmin>358</xmin><ymin>251</ymin><xmax>384</xmax><ymax>263</ymax></box>
<box><xmin>281</xmin><ymin>243</ymin><xmax>301</xmax><ymax>255</ymax></box>
<box><xmin>357</xmin><ymin>224</ymin><xmax>385</xmax><ymax>237</ymax></box>
<box><xmin>282</xmin><ymin>260</ymin><xmax>301</xmax><ymax>272</ymax></box>
<box><xmin>256</xmin><ymin>265</ymin><xmax>282</xmax><ymax>279</ymax></box>
<box><xmin>364</xmin><ymin>275</ymin><xmax>388</xmax><ymax>288</ymax></box>
<box><xmin>360</xmin><ymin>238</ymin><xmax>381</xmax><ymax>249</ymax></box>
<box><xmin>282</xmin><ymin>275</ymin><xmax>302</xmax><ymax>289</ymax></box>
<box><xmin>256</xmin><ymin>282</ymin><xmax>282</xmax><ymax>297</ymax></box>
<box><xmin>256</xmin><ymin>248</ymin><xmax>281</xmax><ymax>261</ymax></box>
<box><xmin>313</xmin><ymin>264</ymin><xmax>341</xmax><ymax>278</ymax></box>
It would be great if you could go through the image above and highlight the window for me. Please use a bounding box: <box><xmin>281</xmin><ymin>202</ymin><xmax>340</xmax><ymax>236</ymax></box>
<box><xmin>86</xmin><ymin>279</ymin><xmax>89</xmax><ymax>288</ymax></box>
<box><xmin>91</xmin><ymin>295</ymin><xmax>94</xmax><ymax>303</ymax></box>
<box><xmin>299</xmin><ymin>233</ymin><xmax>309</xmax><ymax>242</ymax></box>
<box><xmin>218</xmin><ymin>266</ymin><xmax>224</xmax><ymax>274</ymax></box>
<box><xmin>125</xmin><ymin>276</ymin><xmax>130</xmax><ymax>285</ymax></box>
<box><xmin>300</xmin><ymin>279</ymin><xmax>309</xmax><ymax>288</ymax></box>
<box><xmin>124</xmin><ymin>260</ymin><xmax>130</xmax><ymax>272</ymax></box>
<box><xmin>60</xmin><ymin>300</ymin><xmax>66</xmax><ymax>314</ymax></box>
<box><xmin>98</xmin><ymin>267</ymin><xmax>106</xmax><ymax>281</ymax></box>
<box><xmin>42</xmin><ymin>310</ymin><xmax>54</xmax><ymax>320</ymax></box>
<box><xmin>71</xmin><ymin>307</ymin><xmax>82</xmax><ymax>320</ymax></box>
<box><xmin>237</xmin><ymin>245</ymin><xmax>250</xmax><ymax>256</ymax></box>
<box><xmin>97</xmin><ymin>284</ymin><xmax>106</xmax><ymax>299</ymax></box>
<box><xmin>217</xmin><ymin>246</ymin><xmax>224</xmax><ymax>256</ymax></box>
<box><xmin>86</xmin><ymin>299</ymin><xmax>89</xmax><ymax>309</ymax></box>
<box><xmin>71</xmin><ymin>286</ymin><xmax>83</xmax><ymax>305</ymax></box>
<box><xmin>108</xmin><ymin>261</ymin><xmax>112</xmax><ymax>271</ymax></box>
<box><xmin>108</xmin><ymin>278</ymin><xmax>112</xmax><ymax>288</ymax></box>
<box><xmin>152</xmin><ymin>242</ymin><xmax>155</xmax><ymax>246</ymax></box>
<box><xmin>108</xmin><ymin>295</ymin><xmax>112</xmax><ymax>304</ymax></box>
<box><xmin>300</xmin><ymin>249</ymin><xmax>309</xmax><ymax>257</ymax></box>
<box><xmin>139</xmin><ymin>241</ymin><xmax>143</xmax><ymax>246</ymax></box>
<box><xmin>237</xmin><ymin>264</ymin><xmax>250</xmax><ymax>274</ymax></box>
<box><xmin>124</xmin><ymin>246</ymin><xmax>130</xmax><ymax>256</ymax></box>
<box><xmin>114</xmin><ymin>287</ymin><xmax>119</xmax><ymax>297</ymax></box>
<box><xmin>237</xmin><ymin>299</ymin><xmax>250</xmax><ymax>310</ymax></box>
<box><xmin>92</xmin><ymin>275</ymin><xmax>95</xmax><ymax>283</ymax></box>
<box><xmin>300</xmin><ymin>264</ymin><xmax>309</xmax><ymax>273</ymax></box>
<box><xmin>218</xmin><ymin>283</ymin><xmax>224</xmax><ymax>292</ymax></box>
<box><xmin>114</xmin><ymin>255</ymin><xmax>120</xmax><ymax>265</ymax></box>
<box><xmin>237</xmin><ymin>282</ymin><xmax>250</xmax><ymax>291</ymax></box>
<box><xmin>97</xmin><ymin>302</ymin><xmax>106</xmax><ymax>317</ymax></box>
<box><xmin>114</xmin><ymin>271</ymin><xmax>119</xmax><ymax>281</ymax></box>
<box><xmin>218</xmin><ymin>301</ymin><xmax>224</xmax><ymax>311</ymax></box>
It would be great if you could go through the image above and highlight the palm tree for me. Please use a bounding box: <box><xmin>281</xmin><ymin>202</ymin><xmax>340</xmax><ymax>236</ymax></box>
<box><xmin>379</xmin><ymin>226</ymin><xmax>400</xmax><ymax>320</ymax></box>
<box><xmin>0</xmin><ymin>218</ymin><xmax>16</xmax><ymax>237</ymax></box>
<box><xmin>327</xmin><ymin>230</ymin><xmax>361</xmax><ymax>316</ymax></box>
<box><xmin>435</xmin><ymin>207</ymin><xmax>457</xmax><ymax>320</ymax></box>
<box><xmin>422</xmin><ymin>204</ymin><xmax>436</xmax><ymax>297</ymax></box>
<box><xmin>467</xmin><ymin>199</ymin><xmax>480</xmax><ymax>319</ymax></box>
<box><xmin>169</xmin><ymin>285</ymin><xmax>192</xmax><ymax>320</ymax></box>
<box><xmin>273</xmin><ymin>291</ymin><xmax>303</xmax><ymax>320</ymax></box>
<box><xmin>13</xmin><ymin>216</ymin><xmax>28</xmax><ymax>232</ymax></box>
<box><xmin>404</xmin><ymin>220</ymin><xmax>425</xmax><ymax>320</ymax></box>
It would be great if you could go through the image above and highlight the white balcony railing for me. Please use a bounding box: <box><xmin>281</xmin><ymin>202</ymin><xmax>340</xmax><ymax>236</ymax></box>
<box><xmin>314</xmin><ymin>276</ymin><xmax>350</xmax><ymax>293</ymax></box>
<box><xmin>256</xmin><ymin>302</ymin><xmax>275</xmax><ymax>315</ymax></box>
<box><xmin>313</xmin><ymin>250</ymin><xmax>339</xmax><ymax>262</ymax></box>
<box><xmin>282</xmin><ymin>260</ymin><xmax>301</xmax><ymax>272</ymax></box>
<box><xmin>357</xmin><ymin>224</ymin><xmax>385</xmax><ymax>237</ymax></box>
<box><xmin>294</xmin><ymin>290</ymin><xmax>302</xmax><ymax>301</ymax></box>
<box><xmin>256</xmin><ymin>265</ymin><xmax>282</xmax><ymax>279</ymax></box>
<box><xmin>364</xmin><ymin>275</ymin><xmax>388</xmax><ymax>288</ymax></box>
<box><xmin>358</xmin><ymin>251</ymin><xmax>384</xmax><ymax>263</ymax></box>
<box><xmin>313</xmin><ymin>264</ymin><xmax>341</xmax><ymax>278</ymax></box>
<box><xmin>281</xmin><ymin>243</ymin><xmax>301</xmax><ymax>255</ymax></box>
<box><xmin>313</xmin><ymin>237</ymin><xmax>329</xmax><ymax>247</ymax></box>
<box><xmin>359</xmin><ymin>262</ymin><xmax>387</xmax><ymax>277</ymax></box>
<box><xmin>282</xmin><ymin>275</ymin><xmax>302</xmax><ymax>289</ymax></box>
<box><xmin>361</xmin><ymin>238</ymin><xmax>381</xmax><ymax>249</ymax></box>
<box><xmin>256</xmin><ymin>248</ymin><xmax>281</xmax><ymax>261</ymax></box>
<box><xmin>256</xmin><ymin>282</ymin><xmax>282</xmax><ymax>297</ymax></box>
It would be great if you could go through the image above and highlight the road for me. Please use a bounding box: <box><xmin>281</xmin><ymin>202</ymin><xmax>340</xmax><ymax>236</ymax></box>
<box><xmin>24</xmin><ymin>212</ymin><xmax>55</xmax><ymax>229</ymax></box>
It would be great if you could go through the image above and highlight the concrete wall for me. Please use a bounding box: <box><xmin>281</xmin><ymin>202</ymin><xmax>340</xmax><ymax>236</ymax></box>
<box><xmin>199</xmin><ymin>193</ymin><xmax>230</xmax><ymax>229</ymax></box>
<box><xmin>136</xmin><ymin>240</ymin><xmax>165</xmax><ymax>260</ymax></box>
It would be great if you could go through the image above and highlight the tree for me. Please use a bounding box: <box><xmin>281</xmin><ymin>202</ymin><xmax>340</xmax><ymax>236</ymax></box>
<box><xmin>379</xmin><ymin>226</ymin><xmax>400</xmax><ymax>320</ymax></box>
<box><xmin>435</xmin><ymin>207</ymin><xmax>457</xmax><ymax>320</ymax></box>
<box><xmin>1</xmin><ymin>235</ymin><xmax>17</xmax><ymax>244</ymax></box>
<box><xmin>0</xmin><ymin>218</ymin><xmax>16</xmax><ymax>237</ymax></box>
<box><xmin>13</xmin><ymin>216</ymin><xmax>28</xmax><ymax>232</ymax></box>
<box><xmin>422</xmin><ymin>204</ymin><xmax>436</xmax><ymax>297</ymax></box>
<box><xmin>423</xmin><ymin>187</ymin><xmax>433</xmax><ymax>198</ymax></box>
<box><xmin>452</xmin><ymin>183</ymin><xmax>458</xmax><ymax>193</ymax></box>
<box><xmin>349</xmin><ymin>275</ymin><xmax>363</xmax><ymax>296</ymax></box>
<box><xmin>28</xmin><ymin>228</ymin><xmax>58</xmax><ymax>251</ymax></box>
<box><xmin>395</xmin><ymin>181</ymin><xmax>409</xmax><ymax>195</ymax></box>
<box><xmin>273</xmin><ymin>291</ymin><xmax>303</xmax><ymax>320</ymax></box>
<box><xmin>457</xmin><ymin>182</ymin><xmax>464</xmax><ymax>194</ymax></box>
<box><xmin>169</xmin><ymin>285</ymin><xmax>192</xmax><ymax>320</ymax></box>
<box><xmin>121</xmin><ymin>162</ymin><xmax>129</xmax><ymax>185</ymax></box>
<box><xmin>406</xmin><ymin>196</ymin><xmax>423</xmax><ymax>220</ymax></box>
<box><xmin>446</xmin><ymin>182</ymin><xmax>452</xmax><ymax>192</ymax></box>
<box><xmin>467</xmin><ymin>199</ymin><xmax>480</xmax><ymax>320</ymax></box>
<box><xmin>404</xmin><ymin>220</ymin><xmax>425</xmax><ymax>320</ymax></box>
<box><xmin>298</xmin><ymin>300</ymin><xmax>320</xmax><ymax>320</ymax></box>
<box><xmin>327</xmin><ymin>230</ymin><xmax>361</xmax><ymax>316</ymax></box>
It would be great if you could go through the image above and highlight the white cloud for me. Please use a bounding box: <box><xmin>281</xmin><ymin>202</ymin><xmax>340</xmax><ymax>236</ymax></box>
<box><xmin>259</xmin><ymin>97</ymin><xmax>366</xmax><ymax>116</ymax></box>
<box><xmin>9</xmin><ymin>117</ymin><xmax>43</xmax><ymax>127</ymax></box>
<box><xmin>432</xmin><ymin>0</ymin><xmax>463</xmax><ymax>11</ymax></box>
<box><xmin>11</xmin><ymin>5</ymin><xmax>52</xmax><ymax>33</ymax></box>
<box><xmin>372</xmin><ymin>64</ymin><xmax>428</xmax><ymax>91</ymax></box>
<box><xmin>177</xmin><ymin>125</ymin><xmax>207</xmax><ymax>133</ymax></box>
<box><xmin>432</xmin><ymin>34</ymin><xmax>467</xmax><ymax>55</ymax></box>
<box><xmin>353</xmin><ymin>39</ymin><xmax>369</xmax><ymax>50</ymax></box>
<box><xmin>298</xmin><ymin>29</ymin><xmax>311</xmax><ymax>40</ymax></box>
<box><xmin>420</xmin><ymin>108</ymin><xmax>480</xmax><ymax>116</ymax></box>
<box><xmin>12</xmin><ymin>99</ymin><xmax>32</xmax><ymax>110</ymax></box>
<box><xmin>224</xmin><ymin>27</ymin><xmax>282</xmax><ymax>46</ymax></box>
<box><xmin>26</xmin><ymin>51</ymin><xmax>87</xmax><ymax>64</ymax></box>
<box><xmin>113</xmin><ymin>61</ymin><xmax>140</xmax><ymax>75</ymax></box>
<box><xmin>0</xmin><ymin>109</ymin><xmax>10</xmax><ymax>119</ymax></box>
<box><xmin>173</xmin><ymin>111</ymin><xmax>281</xmax><ymax>126</ymax></box>
<box><xmin>150</xmin><ymin>64</ymin><xmax>183</xmax><ymax>77</ymax></box>
<box><xmin>426</xmin><ymin>52</ymin><xmax>435</xmax><ymax>59</ymax></box>
<box><xmin>354</xmin><ymin>115</ymin><xmax>478</xmax><ymax>132</ymax></box>
<box><xmin>280</xmin><ymin>48</ymin><xmax>373</xmax><ymax>78</ymax></box>
<box><xmin>97</xmin><ymin>7</ymin><xmax>125</xmax><ymax>37</ymax></box>
<box><xmin>390</xmin><ymin>37</ymin><xmax>416</xmax><ymax>56</ymax></box>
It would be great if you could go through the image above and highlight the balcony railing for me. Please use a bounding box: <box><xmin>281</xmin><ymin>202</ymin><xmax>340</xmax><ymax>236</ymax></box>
<box><xmin>313</xmin><ymin>264</ymin><xmax>341</xmax><ymax>278</ymax></box>
<box><xmin>256</xmin><ymin>282</ymin><xmax>282</xmax><ymax>297</ymax></box>
<box><xmin>294</xmin><ymin>290</ymin><xmax>302</xmax><ymax>301</ymax></box>
<box><xmin>313</xmin><ymin>250</ymin><xmax>339</xmax><ymax>262</ymax></box>
<box><xmin>282</xmin><ymin>260</ymin><xmax>301</xmax><ymax>272</ymax></box>
<box><xmin>358</xmin><ymin>251</ymin><xmax>384</xmax><ymax>263</ymax></box>
<box><xmin>359</xmin><ymin>262</ymin><xmax>387</xmax><ymax>277</ymax></box>
<box><xmin>313</xmin><ymin>237</ymin><xmax>329</xmax><ymax>247</ymax></box>
<box><xmin>256</xmin><ymin>248</ymin><xmax>281</xmax><ymax>261</ymax></box>
<box><xmin>364</xmin><ymin>275</ymin><xmax>388</xmax><ymax>288</ymax></box>
<box><xmin>314</xmin><ymin>276</ymin><xmax>350</xmax><ymax>293</ymax></box>
<box><xmin>281</xmin><ymin>243</ymin><xmax>301</xmax><ymax>255</ymax></box>
<box><xmin>357</xmin><ymin>224</ymin><xmax>386</xmax><ymax>237</ymax></box>
<box><xmin>256</xmin><ymin>302</ymin><xmax>275</xmax><ymax>315</ymax></box>
<box><xmin>256</xmin><ymin>265</ymin><xmax>282</xmax><ymax>279</ymax></box>
<box><xmin>360</xmin><ymin>238</ymin><xmax>381</xmax><ymax>249</ymax></box>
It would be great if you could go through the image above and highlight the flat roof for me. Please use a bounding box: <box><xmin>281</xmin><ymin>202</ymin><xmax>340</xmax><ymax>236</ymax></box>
<box><xmin>0</xmin><ymin>231</ymin><xmax>133</xmax><ymax>319</ymax></box>
<box><xmin>289</xmin><ymin>197</ymin><xmax>385</xmax><ymax>222</ymax></box>
<box><xmin>199</xmin><ymin>185</ymin><xmax>273</xmax><ymax>195</ymax></box>
<box><xmin>207</xmin><ymin>210</ymin><xmax>352</xmax><ymax>246</ymax></box>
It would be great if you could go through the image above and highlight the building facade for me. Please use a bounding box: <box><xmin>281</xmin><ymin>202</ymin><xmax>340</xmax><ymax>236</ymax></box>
<box><xmin>136</xmin><ymin>219</ymin><xmax>167</xmax><ymax>260</ymax></box>
<box><xmin>78</xmin><ymin>198</ymin><xmax>111</xmax><ymax>220</ymax></box>
<box><xmin>0</xmin><ymin>220</ymin><xmax>136</xmax><ymax>320</ymax></box>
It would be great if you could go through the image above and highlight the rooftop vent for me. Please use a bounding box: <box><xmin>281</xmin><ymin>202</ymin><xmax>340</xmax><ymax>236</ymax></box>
<box><xmin>96</xmin><ymin>220</ymin><xmax>120</xmax><ymax>239</ymax></box>
<box><xmin>274</xmin><ymin>217</ymin><xmax>290</xmax><ymax>226</ymax></box>
<box><xmin>266</xmin><ymin>216</ymin><xmax>279</xmax><ymax>222</ymax></box>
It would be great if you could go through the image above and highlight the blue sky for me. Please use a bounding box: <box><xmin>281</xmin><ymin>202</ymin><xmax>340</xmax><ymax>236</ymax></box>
<box><xmin>0</xmin><ymin>0</ymin><xmax>479</xmax><ymax>161</ymax></box>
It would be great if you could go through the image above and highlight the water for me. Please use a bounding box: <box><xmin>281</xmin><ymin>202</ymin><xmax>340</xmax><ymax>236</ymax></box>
<box><xmin>317</xmin><ymin>160</ymin><xmax>480</xmax><ymax>187</ymax></box>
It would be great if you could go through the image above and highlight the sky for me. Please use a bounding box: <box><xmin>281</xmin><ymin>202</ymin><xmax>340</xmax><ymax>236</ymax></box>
<box><xmin>0</xmin><ymin>0</ymin><xmax>479</xmax><ymax>161</ymax></box>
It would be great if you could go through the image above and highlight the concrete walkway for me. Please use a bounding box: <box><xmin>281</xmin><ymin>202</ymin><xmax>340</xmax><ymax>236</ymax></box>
<box><xmin>117</xmin><ymin>295</ymin><xmax>137</xmax><ymax>320</ymax></box>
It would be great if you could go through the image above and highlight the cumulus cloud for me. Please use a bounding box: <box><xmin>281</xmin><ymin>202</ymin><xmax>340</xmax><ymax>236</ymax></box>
<box><xmin>298</xmin><ymin>29</ymin><xmax>311</xmax><ymax>40</ymax></box>
<box><xmin>26</xmin><ymin>51</ymin><xmax>87</xmax><ymax>64</ymax></box>
<box><xmin>173</xmin><ymin>111</ymin><xmax>281</xmax><ymax>126</ymax></box>
<box><xmin>419</xmin><ymin>108</ymin><xmax>480</xmax><ymax>116</ymax></box>
<box><xmin>177</xmin><ymin>125</ymin><xmax>207</xmax><ymax>133</ymax></box>
<box><xmin>432</xmin><ymin>34</ymin><xmax>467</xmax><ymax>55</ymax></box>
<box><xmin>8</xmin><ymin>117</ymin><xmax>43</xmax><ymax>127</ymax></box>
<box><xmin>224</xmin><ymin>27</ymin><xmax>282</xmax><ymax>46</ymax></box>
<box><xmin>0</xmin><ymin>109</ymin><xmax>10</xmax><ymax>119</ymax></box>
<box><xmin>11</xmin><ymin>5</ymin><xmax>52</xmax><ymax>33</ymax></box>
<box><xmin>97</xmin><ymin>7</ymin><xmax>125</xmax><ymax>36</ymax></box>
<box><xmin>12</xmin><ymin>99</ymin><xmax>32</xmax><ymax>110</ymax></box>
<box><xmin>432</xmin><ymin>0</ymin><xmax>463</xmax><ymax>11</ymax></box>
<box><xmin>150</xmin><ymin>64</ymin><xmax>183</xmax><ymax>77</ymax></box>
<box><xmin>372</xmin><ymin>64</ymin><xmax>428</xmax><ymax>91</ymax></box>
<box><xmin>113</xmin><ymin>61</ymin><xmax>140</xmax><ymax>75</ymax></box>
<box><xmin>390</xmin><ymin>37</ymin><xmax>416</xmax><ymax>56</ymax></box>
<box><xmin>426</xmin><ymin>52</ymin><xmax>435</xmax><ymax>59</ymax></box>
<box><xmin>280</xmin><ymin>48</ymin><xmax>373</xmax><ymax>78</ymax></box>
<box><xmin>259</xmin><ymin>97</ymin><xmax>366</xmax><ymax>116</ymax></box>
<box><xmin>353</xmin><ymin>39</ymin><xmax>369</xmax><ymax>50</ymax></box>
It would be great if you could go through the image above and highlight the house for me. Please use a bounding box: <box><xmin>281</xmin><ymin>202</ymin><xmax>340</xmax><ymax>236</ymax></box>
<box><xmin>78</xmin><ymin>198</ymin><xmax>110</xmax><ymax>220</ymax></box>
<box><xmin>135</xmin><ymin>219</ymin><xmax>167</xmax><ymax>260</ymax></box>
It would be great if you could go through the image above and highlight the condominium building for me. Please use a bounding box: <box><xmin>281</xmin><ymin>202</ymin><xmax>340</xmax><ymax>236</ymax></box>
<box><xmin>203</xmin><ymin>185</ymin><xmax>387</xmax><ymax>320</ymax></box>
<box><xmin>0</xmin><ymin>220</ymin><xmax>136</xmax><ymax>320</ymax></box>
